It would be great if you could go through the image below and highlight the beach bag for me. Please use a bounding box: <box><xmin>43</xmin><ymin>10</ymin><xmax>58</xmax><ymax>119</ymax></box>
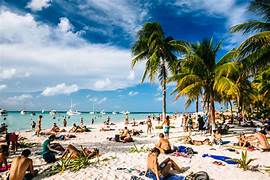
<box><xmin>115</xmin><ymin>134</ymin><xmax>120</xmax><ymax>142</ymax></box>
<box><xmin>186</xmin><ymin>171</ymin><xmax>209</xmax><ymax>180</ymax></box>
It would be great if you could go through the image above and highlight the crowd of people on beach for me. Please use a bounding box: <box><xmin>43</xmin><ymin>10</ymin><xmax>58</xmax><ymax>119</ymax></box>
<box><xmin>0</xmin><ymin>111</ymin><xmax>270</xmax><ymax>180</ymax></box>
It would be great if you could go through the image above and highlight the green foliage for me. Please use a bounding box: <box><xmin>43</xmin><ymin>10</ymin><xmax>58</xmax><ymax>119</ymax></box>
<box><xmin>69</xmin><ymin>155</ymin><xmax>91</xmax><ymax>171</ymax></box>
<box><xmin>232</xmin><ymin>151</ymin><xmax>256</xmax><ymax>171</ymax></box>
<box><xmin>19</xmin><ymin>141</ymin><xmax>38</xmax><ymax>148</ymax></box>
<box><xmin>129</xmin><ymin>144</ymin><xmax>150</xmax><ymax>153</ymax></box>
<box><xmin>52</xmin><ymin>154</ymin><xmax>72</xmax><ymax>174</ymax></box>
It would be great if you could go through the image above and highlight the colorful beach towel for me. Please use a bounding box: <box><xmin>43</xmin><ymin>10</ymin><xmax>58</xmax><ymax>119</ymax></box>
<box><xmin>146</xmin><ymin>170</ymin><xmax>185</xmax><ymax>180</ymax></box>
<box><xmin>202</xmin><ymin>154</ymin><xmax>237</xmax><ymax>165</ymax></box>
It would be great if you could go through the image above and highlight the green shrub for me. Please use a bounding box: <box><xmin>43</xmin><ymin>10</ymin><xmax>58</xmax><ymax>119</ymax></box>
<box><xmin>232</xmin><ymin>150</ymin><xmax>256</xmax><ymax>171</ymax></box>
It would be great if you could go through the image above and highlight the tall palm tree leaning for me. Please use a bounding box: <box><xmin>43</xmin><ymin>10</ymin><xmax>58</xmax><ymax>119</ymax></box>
<box><xmin>230</xmin><ymin>0</ymin><xmax>270</xmax><ymax>68</ymax></box>
<box><xmin>171</xmin><ymin>38</ymin><xmax>234</xmax><ymax>131</ymax></box>
<box><xmin>131</xmin><ymin>22</ymin><xmax>179</xmax><ymax>120</ymax></box>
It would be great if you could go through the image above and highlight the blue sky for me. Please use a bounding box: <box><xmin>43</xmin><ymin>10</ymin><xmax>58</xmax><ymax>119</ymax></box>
<box><xmin>0</xmin><ymin>0</ymin><xmax>252</xmax><ymax>111</ymax></box>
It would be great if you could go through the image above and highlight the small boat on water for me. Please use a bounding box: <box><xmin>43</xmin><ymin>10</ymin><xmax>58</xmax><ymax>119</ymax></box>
<box><xmin>112</xmin><ymin>111</ymin><xmax>117</xmax><ymax>115</ymax></box>
<box><xmin>41</xmin><ymin>109</ymin><xmax>45</xmax><ymax>113</ymax></box>
<box><xmin>66</xmin><ymin>100</ymin><xmax>81</xmax><ymax>116</ymax></box>
<box><xmin>50</xmin><ymin>110</ymin><xmax>57</xmax><ymax>116</ymax></box>
<box><xmin>20</xmin><ymin>110</ymin><xmax>26</xmax><ymax>115</ymax></box>
<box><xmin>89</xmin><ymin>111</ymin><xmax>95</xmax><ymax>115</ymax></box>
<box><xmin>100</xmin><ymin>110</ymin><xmax>106</xmax><ymax>115</ymax></box>
<box><xmin>0</xmin><ymin>109</ymin><xmax>7</xmax><ymax>116</ymax></box>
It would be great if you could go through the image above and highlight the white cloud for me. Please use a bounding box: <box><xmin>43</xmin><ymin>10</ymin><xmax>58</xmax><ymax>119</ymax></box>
<box><xmin>8</xmin><ymin>94</ymin><xmax>33</xmax><ymax>101</ymax></box>
<box><xmin>127</xmin><ymin>70</ymin><xmax>135</xmax><ymax>80</ymax></box>
<box><xmin>173</xmin><ymin>0</ymin><xmax>248</xmax><ymax>27</ymax></box>
<box><xmin>58</xmin><ymin>17</ymin><xmax>73</xmax><ymax>32</ymax></box>
<box><xmin>26</xmin><ymin>0</ymin><xmax>52</xmax><ymax>11</ymax></box>
<box><xmin>0</xmin><ymin>9</ymin><xmax>144</xmax><ymax>92</ymax></box>
<box><xmin>94</xmin><ymin>78</ymin><xmax>111</xmax><ymax>90</ymax></box>
<box><xmin>41</xmin><ymin>83</ymin><xmax>79</xmax><ymax>96</ymax></box>
<box><xmin>128</xmin><ymin>91</ymin><xmax>139</xmax><ymax>96</ymax></box>
<box><xmin>0</xmin><ymin>84</ymin><xmax>7</xmax><ymax>91</ymax></box>
<box><xmin>0</xmin><ymin>68</ymin><xmax>16</xmax><ymax>80</ymax></box>
<box><xmin>97</xmin><ymin>97</ymin><xmax>107</xmax><ymax>104</ymax></box>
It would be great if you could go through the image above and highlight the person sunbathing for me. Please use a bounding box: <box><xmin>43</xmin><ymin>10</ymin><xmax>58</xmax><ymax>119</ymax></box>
<box><xmin>213</xmin><ymin>130</ymin><xmax>223</xmax><ymax>145</ymax></box>
<box><xmin>69</xmin><ymin>123</ymin><xmax>84</xmax><ymax>133</ymax></box>
<box><xmin>146</xmin><ymin>148</ymin><xmax>186</xmax><ymax>180</ymax></box>
<box><xmin>8</xmin><ymin>149</ymin><xmax>38</xmax><ymax>180</ymax></box>
<box><xmin>183</xmin><ymin>136</ymin><xmax>212</xmax><ymax>146</ymax></box>
<box><xmin>50</xmin><ymin>123</ymin><xmax>60</xmax><ymax>133</ymax></box>
<box><xmin>120</xmin><ymin>127</ymin><xmax>129</xmax><ymax>139</ymax></box>
<box><xmin>61</xmin><ymin>144</ymin><xmax>99</xmax><ymax>159</ymax></box>
<box><xmin>155</xmin><ymin>133</ymin><xmax>174</xmax><ymax>154</ymax></box>
<box><xmin>246</xmin><ymin>130</ymin><xmax>270</xmax><ymax>151</ymax></box>
<box><xmin>238</xmin><ymin>133</ymin><xmax>251</xmax><ymax>147</ymax></box>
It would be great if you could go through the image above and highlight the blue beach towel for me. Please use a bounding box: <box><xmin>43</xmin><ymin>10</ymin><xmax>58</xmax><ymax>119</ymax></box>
<box><xmin>146</xmin><ymin>170</ymin><xmax>185</xmax><ymax>180</ymax></box>
<box><xmin>202</xmin><ymin>154</ymin><xmax>237</xmax><ymax>165</ymax></box>
<box><xmin>177</xmin><ymin>146</ymin><xmax>187</xmax><ymax>153</ymax></box>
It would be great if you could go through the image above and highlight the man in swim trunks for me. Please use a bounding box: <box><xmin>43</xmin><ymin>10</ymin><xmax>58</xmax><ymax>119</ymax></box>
<box><xmin>8</xmin><ymin>149</ymin><xmax>37</xmax><ymax>180</ymax></box>
<box><xmin>155</xmin><ymin>133</ymin><xmax>173</xmax><ymax>154</ymax></box>
<box><xmin>146</xmin><ymin>148</ymin><xmax>185</xmax><ymax>180</ymax></box>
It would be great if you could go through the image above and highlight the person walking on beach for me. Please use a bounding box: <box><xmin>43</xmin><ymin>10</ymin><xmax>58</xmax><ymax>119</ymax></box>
<box><xmin>63</xmin><ymin>117</ymin><xmax>67</xmax><ymax>127</ymax></box>
<box><xmin>187</xmin><ymin>115</ymin><xmax>193</xmax><ymax>136</ymax></box>
<box><xmin>146</xmin><ymin>116</ymin><xmax>153</xmax><ymax>135</ymax></box>
<box><xmin>31</xmin><ymin>121</ymin><xmax>36</xmax><ymax>130</ymax></box>
<box><xmin>197</xmin><ymin>115</ymin><xmax>205</xmax><ymax>135</ymax></box>
<box><xmin>162</xmin><ymin>116</ymin><xmax>170</xmax><ymax>139</ymax></box>
<box><xmin>91</xmin><ymin>118</ymin><xmax>94</xmax><ymax>125</ymax></box>
<box><xmin>36</xmin><ymin>115</ymin><xmax>42</xmax><ymax>137</ymax></box>
<box><xmin>8</xmin><ymin>149</ymin><xmax>38</xmax><ymax>180</ymax></box>
<box><xmin>80</xmin><ymin>117</ymin><xmax>84</xmax><ymax>127</ymax></box>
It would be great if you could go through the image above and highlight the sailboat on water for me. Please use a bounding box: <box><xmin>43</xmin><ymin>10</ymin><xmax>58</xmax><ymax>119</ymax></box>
<box><xmin>66</xmin><ymin>100</ymin><xmax>81</xmax><ymax>116</ymax></box>
<box><xmin>89</xmin><ymin>103</ymin><xmax>95</xmax><ymax>115</ymax></box>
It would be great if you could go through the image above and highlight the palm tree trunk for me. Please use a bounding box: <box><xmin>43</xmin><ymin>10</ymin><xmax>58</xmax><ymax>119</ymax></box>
<box><xmin>209</xmin><ymin>89</ymin><xmax>215</xmax><ymax>132</ymax></box>
<box><xmin>162</xmin><ymin>79</ymin><xmax>166</xmax><ymax>120</ymax></box>
<box><xmin>195</xmin><ymin>96</ymin><xmax>199</xmax><ymax>121</ymax></box>
<box><xmin>229</xmin><ymin>100</ymin><xmax>233</xmax><ymax>123</ymax></box>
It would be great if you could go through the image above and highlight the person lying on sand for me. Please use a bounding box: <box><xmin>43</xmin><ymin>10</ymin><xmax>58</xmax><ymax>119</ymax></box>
<box><xmin>69</xmin><ymin>123</ymin><xmax>85</xmax><ymax>133</ymax></box>
<box><xmin>42</xmin><ymin>135</ymin><xmax>64</xmax><ymax>163</ymax></box>
<box><xmin>246</xmin><ymin>130</ymin><xmax>270</xmax><ymax>151</ymax></box>
<box><xmin>213</xmin><ymin>130</ymin><xmax>223</xmax><ymax>145</ymax></box>
<box><xmin>183</xmin><ymin>136</ymin><xmax>212</xmax><ymax>146</ymax></box>
<box><xmin>155</xmin><ymin>133</ymin><xmax>174</xmax><ymax>154</ymax></box>
<box><xmin>146</xmin><ymin>147</ymin><xmax>188</xmax><ymax>180</ymax></box>
<box><xmin>237</xmin><ymin>133</ymin><xmax>251</xmax><ymax>147</ymax></box>
<box><xmin>50</xmin><ymin>123</ymin><xmax>60</xmax><ymax>133</ymax></box>
<box><xmin>7</xmin><ymin>149</ymin><xmax>38</xmax><ymax>180</ymax></box>
<box><xmin>61</xmin><ymin>144</ymin><xmax>99</xmax><ymax>160</ymax></box>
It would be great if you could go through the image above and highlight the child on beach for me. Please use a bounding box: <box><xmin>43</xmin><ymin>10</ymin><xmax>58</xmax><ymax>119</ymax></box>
<box><xmin>36</xmin><ymin>115</ymin><xmax>42</xmax><ymax>137</ymax></box>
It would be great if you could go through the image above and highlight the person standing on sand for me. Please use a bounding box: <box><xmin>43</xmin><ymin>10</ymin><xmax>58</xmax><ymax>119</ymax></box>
<box><xmin>162</xmin><ymin>116</ymin><xmax>170</xmax><ymax>139</ymax></box>
<box><xmin>91</xmin><ymin>118</ymin><xmax>94</xmax><ymax>125</ymax></box>
<box><xmin>36</xmin><ymin>115</ymin><xmax>42</xmax><ymax>137</ymax></box>
<box><xmin>80</xmin><ymin>117</ymin><xmax>84</xmax><ymax>127</ymax></box>
<box><xmin>146</xmin><ymin>116</ymin><xmax>153</xmax><ymax>135</ymax></box>
<box><xmin>31</xmin><ymin>121</ymin><xmax>36</xmax><ymax>130</ymax></box>
<box><xmin>63</xmin><ymin>117</ymin><xmax>67</xmax><ymax>127</ymax></box>
<box><xmin>8</xmin><ymin>149</ymin><xmax>38</xmax><ymax>180</ymax></box>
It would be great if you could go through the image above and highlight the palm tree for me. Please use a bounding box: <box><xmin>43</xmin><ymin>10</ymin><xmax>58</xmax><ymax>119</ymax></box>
<box><xmin>131</xmin><ymin>22</ymin><xmax>180</xmax><ymax>120</ymax></box>
<box><xmin>230</xmin><ymin>0</ymin><xmax>270</xmax><ymax>67</ymax></box>
<box><xmin>171</xmin><ymin>38</ymin><xmax>234</xmax><ymax>130</ymax></box>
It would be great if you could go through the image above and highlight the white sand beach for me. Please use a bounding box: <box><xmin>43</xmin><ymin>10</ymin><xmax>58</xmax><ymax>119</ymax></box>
<box><xmin>1</xmin><ymin>117</ymin><xmax>269</xmax><ymax>180</ymax></box>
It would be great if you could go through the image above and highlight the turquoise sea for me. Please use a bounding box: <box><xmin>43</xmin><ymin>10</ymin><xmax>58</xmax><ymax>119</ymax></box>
<box><xmin>0</xmin><ymin>111</ymin><xmax>170</xmax><ymax>132</ymax></box>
